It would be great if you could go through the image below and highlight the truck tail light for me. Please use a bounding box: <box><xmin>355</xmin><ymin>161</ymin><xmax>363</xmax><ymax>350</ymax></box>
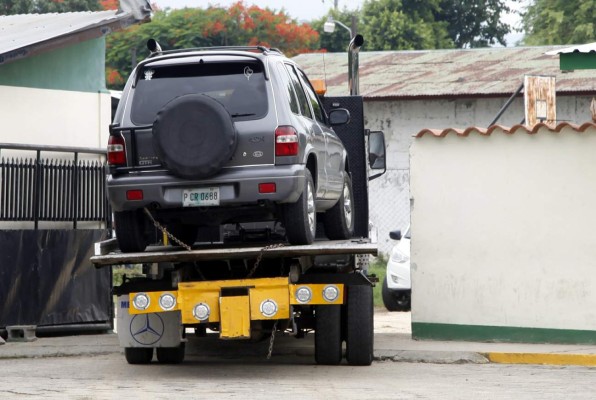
<box><xmin>107</xmin><ymin>135</ymin><xmax>126</xmax><ymax>166</ymax></box>
<box><xmin>275</xmin><ymin>126</ymin><xmax>298</xmax><ymax>156</ymax></box>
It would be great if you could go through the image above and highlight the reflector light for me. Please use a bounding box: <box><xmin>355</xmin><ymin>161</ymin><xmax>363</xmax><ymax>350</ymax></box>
<box><xmin>132</xmin><ymin>293</ymin><xmax>150</xmax><ymax>310</ymax></box>
<box><xmin>275</xmin><ymin>126</ymin><xmax>298</xmax><ymax>156</ymax></box>
<box><xmin>107</xmin><ymin>135</ymin><xmax>126</xmax><ymax>165</ymax></box>
<box><xmin>126</xmin><ymin>190</ymin><xmax>144</xmax><ymax>201</ymax></box>
<box><xmin>259</xmin><ymin>183</ymin><xmax>276</xmax><ymax>193</ymax></box>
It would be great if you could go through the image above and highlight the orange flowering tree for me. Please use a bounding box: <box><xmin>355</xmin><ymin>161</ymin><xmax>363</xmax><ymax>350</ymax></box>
<box><xmin>105</xmin><ymin>2</ymin><xmax>320</xmax><ymax>89</ymax></box>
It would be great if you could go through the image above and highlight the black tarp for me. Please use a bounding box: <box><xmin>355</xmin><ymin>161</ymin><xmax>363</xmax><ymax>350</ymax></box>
<box><xmin>0</xmin><ymin>229</ymin><xmax>111</xmax><ymax>329</ymax></box>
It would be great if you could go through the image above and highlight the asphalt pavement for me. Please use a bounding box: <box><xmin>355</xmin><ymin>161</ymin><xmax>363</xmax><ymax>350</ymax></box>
<box><xmin>2</xmin><ymin>309</ymin><xmax>596</xmax><ymax>367</ymax></box>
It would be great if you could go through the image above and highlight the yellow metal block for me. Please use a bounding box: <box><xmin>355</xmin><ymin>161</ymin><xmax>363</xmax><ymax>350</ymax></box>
<box><xmin>128</xmin><ymin>291</ymin><xmax>179</xmax><ymax>315</ymax></box>
<box><xmin>219</xmin><ymin>296</ymin><xmax>251</xmax><ymax>339</ymax></box>
<box><xmin>289</xmin><ymin>284</ymin><xmax>344</xmax><ymax>305</ymax></box>
<box><xmin>179</xmin><ymin>288</ymin><xmax>220</xmax><ymax>324</ymax></box>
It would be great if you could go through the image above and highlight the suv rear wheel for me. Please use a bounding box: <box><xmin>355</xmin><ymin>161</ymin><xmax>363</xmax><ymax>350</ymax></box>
<box><xmin>324</xmin><ymin>173</ymin><xmax>354</xmax><ymax>240</ymax></box>
<box><xmin>283</xmin><ymin>169</ymin><xmax>316</xmax><ymax>245</ymax></box>
<box><xmin>114</xmin><ymin>209</ymin><xmax>148</xmax><ymax>253</ymax></box>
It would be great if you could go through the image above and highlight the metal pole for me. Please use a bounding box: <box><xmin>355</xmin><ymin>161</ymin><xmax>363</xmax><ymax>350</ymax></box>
<box><xmin>489</xmin><ymin>83</ymin><xmax>524</xmax><ymax>127</ymax></box>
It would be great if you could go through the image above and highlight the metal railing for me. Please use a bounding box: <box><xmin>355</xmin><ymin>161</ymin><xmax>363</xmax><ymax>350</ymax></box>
<box><xmin>0</xmin><ymin>143</ymin><xmax>111</xmax><ymax>229</ymax></box>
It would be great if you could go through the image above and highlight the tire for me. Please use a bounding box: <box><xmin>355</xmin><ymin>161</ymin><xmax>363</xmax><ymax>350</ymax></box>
<box><xmin>156</xmin><ymin>343</ymin><xmax>185</xmax><ymax>364</ymax></box>
<box><xmin>315</xmin><ymin>305</ymin><xmax>343</xmax><ymax>365</ymax></box>
<box><xmin>382</xmin><ymin>278</ymin><xmax>411</xmax><ymax>312</ymax></box>
<box><xmin>282</xmin><ymin>169</ymin><xmax>316</xmax><ymax>245</ymax></box>
<box><xmin>153</xmin><ymin>94</ymin><xmax>238</xmax><ymax>179</ymax></box>
<box><xmin>124</xmin><ymin>347</ymin><xmax>153</xmax><ymax>364</ymax></box>
<box><xmin>345</xmin><ymin>284</ymin><xmax>374</xmax><ymax>366</ymax></box>
<box><xmin>324</xmin><ymin>173</ymin><xmax>355</xmax><ymax>240</ymax></box>
<box><xmin>166</xmin><ymin>223</ymin><xmax>199</xmax><ymax>247</ymax></box>
<box><xmin>114</xmin><ymin>210</ymin><xmax>148</xmax><ymax>253</ymax></box>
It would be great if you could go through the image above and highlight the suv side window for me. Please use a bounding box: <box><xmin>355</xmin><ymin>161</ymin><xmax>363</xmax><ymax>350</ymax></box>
<box><xmin>276</xmin><ymin>63</ymin><xmax>300</xmax><ymax>115</ymax></box>
<box><xmin>298</xmin><ymin>69</ymin><xmax>326</xmax><ymax>125</ymax></box>
<box><xmin>284</xmin><ymin>64</ymin><xmax>313</xmax><ymax>119</ymax></box>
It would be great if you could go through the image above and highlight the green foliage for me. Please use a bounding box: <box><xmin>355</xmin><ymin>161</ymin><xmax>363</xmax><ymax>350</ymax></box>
<box><xmin>106</xmin><ymin>4</ymin><xmax>321</xmax><ymax>89</ymax></box>
<box><xmin>360</xmin><ymin>0</ymin><xmax>453</xmax><ymax>50</ymax></box>
<box><xmin>435</xmin><ymin>0</ymin><xmax>515</xmax><ymax>47</ymax></box>
<box><xmin>522</xmin><ymin>0</ymin><xmax>596</xmax><ymax>45</ymax></box>
<box><xmin>0</xmin><ymin>0</ymin><xmax>101</xmax><ymax>14</ymax></box>
<box><xmin>368</xmin><ymin>257</ymin><xmax>387</xmax><ymax>307</ymax></box>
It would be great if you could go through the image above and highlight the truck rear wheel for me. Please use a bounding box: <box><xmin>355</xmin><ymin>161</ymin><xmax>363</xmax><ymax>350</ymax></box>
<box><xmin>124</xmin><ymin>347</ymin><xmax>153</xmax><ymax>364</ymax></box>
<box><xmin>156</xmin><ymin>344</ymin><xmax>185</xmax><ymax>364</ymax></box>
<box><xmin>345</xmin><ymin>284</ymin><xmax>374</xmax><ymax>366</ymax></box>
<box><xmin>315</xmin><ymin>305</ymin><xmax>342</xmax><ymax>365</ymax></box>
<box><xmin>114</xmin><ymin>210</ymin><xmax>148</xmax><ymax>253</ymax></box>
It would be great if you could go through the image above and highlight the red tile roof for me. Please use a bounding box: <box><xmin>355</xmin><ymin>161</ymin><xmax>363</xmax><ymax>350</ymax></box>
<box><xmin>415</xmin><ymin>122</ymin><xmax>596</xmax><ymax>138</ymax></box>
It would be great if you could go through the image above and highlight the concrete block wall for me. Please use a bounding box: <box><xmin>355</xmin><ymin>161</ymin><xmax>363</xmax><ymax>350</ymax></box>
<box><xmin>364</xmin><ymin>95</ymin><xmax>594</xmax><ymax>255</ymax></box>
<box><xmin>409</xmin><ymin>124</ymin><xmax>596</xmax><ymax>343</ymax></box>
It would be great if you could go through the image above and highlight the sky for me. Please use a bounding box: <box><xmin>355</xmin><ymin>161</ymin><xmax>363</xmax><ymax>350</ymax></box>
<box><xmin>151</xmin><ymin>0</ymin><xmax>527</xmax><ymax>46</ymax></box>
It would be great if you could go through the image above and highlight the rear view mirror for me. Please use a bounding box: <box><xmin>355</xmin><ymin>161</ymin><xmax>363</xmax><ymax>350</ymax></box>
<box><xmin>328</xmin><ymin>108</ymin><xmax>350</xmax><ymax>126</ymax></box>
<box><xmin>368</xmin><ymin>130</ymin><xmax>386</xmax><ymax>180</ymax></box>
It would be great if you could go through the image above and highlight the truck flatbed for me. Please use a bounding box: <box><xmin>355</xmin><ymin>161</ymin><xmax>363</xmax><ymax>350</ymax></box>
<box><xmin>91</xmin><ymin>238</ymin><xmax>377</xmax><ymax>267</ymax></box>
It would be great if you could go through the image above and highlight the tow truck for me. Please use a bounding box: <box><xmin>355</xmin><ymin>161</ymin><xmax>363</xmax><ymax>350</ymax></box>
<box><xmin>91</xmin><ymin>34</ymin><xmax>386</xmax><ymax>366</ymax></box>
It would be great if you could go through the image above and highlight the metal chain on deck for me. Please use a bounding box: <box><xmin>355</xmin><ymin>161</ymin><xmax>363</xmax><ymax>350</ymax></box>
<box><xmin>143</xmin><ymin>207</ymin><xmax>192</xmax><ymax>251</ymax></box>
<box><xmin>247</xmin><ymin>243</ymin><xmax>285</xmax><ymax>278</ymax></box>
<box><xmin>267</xmin><ymin>320</ymin><xmax>278</xmax><ymax>360</ymax></box>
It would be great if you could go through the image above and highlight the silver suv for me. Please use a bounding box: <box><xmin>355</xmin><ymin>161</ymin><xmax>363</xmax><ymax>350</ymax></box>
<box><xmin>107</xmin><ymin>42</ymin><xmax>354</xmax><ymax>253</ymax></box>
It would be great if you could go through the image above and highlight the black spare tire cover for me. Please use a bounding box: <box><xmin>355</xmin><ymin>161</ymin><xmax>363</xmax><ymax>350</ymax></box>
<box><xmin>153</xmin><ymin>93</ymin><xmax>237</xmax><ymax>179</ymax></box>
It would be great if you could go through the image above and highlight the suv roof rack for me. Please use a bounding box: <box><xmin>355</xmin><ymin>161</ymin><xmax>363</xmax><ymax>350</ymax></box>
<box><xmin>148</xmin><ymin>45</ymin><xmax>285</xmax><ymax>58</ymax></box>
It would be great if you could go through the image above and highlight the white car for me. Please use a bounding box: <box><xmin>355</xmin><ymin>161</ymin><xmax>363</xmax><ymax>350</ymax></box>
<box><xmin>382</xmin><ymin>226</ymin><xmax>411</xmax><ymax>311</ymax></box>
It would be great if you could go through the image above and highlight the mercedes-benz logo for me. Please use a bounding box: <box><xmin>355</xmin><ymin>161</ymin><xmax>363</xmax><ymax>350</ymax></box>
<box><xmin>130</xmin><ymin>314</ymin><xmax>165</xmax><ymax>345</ymax></box>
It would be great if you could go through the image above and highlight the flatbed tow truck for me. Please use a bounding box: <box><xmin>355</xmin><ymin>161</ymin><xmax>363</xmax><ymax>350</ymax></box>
<box><xmin>90</xmin><ymin>34</ymin><xmax>387</xmax><ymax>366</ymax></box>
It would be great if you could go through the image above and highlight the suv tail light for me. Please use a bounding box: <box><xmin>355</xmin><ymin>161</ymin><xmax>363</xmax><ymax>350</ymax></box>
<box><xmin>107</xmin><ymin>135</ymin><xmax>126</xmax><ymax>165</ymax></box>
<box><xmin>275</xmin><ymin>126</ymin><xmax>298</xmax><ymax>156</ymax></box>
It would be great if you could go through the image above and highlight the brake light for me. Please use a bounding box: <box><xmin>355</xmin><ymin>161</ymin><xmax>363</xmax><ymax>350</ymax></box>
<box><xmin>107</xmin><ymin>135</ymin><xmax>126</xmax><ymax>165</ymax></box>
<box><xmin>259</xmin><ymin>183</ymin><xmax>276</xmax><ymax>193</ymax></box>
<box><xmin>275</xmin><ymin>126</ymin><xmax>298</xmax><ymax>156</ymax></box>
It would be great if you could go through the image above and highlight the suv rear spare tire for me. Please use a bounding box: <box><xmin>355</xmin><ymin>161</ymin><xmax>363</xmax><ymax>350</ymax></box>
<box><xmin>153</xmin><ymin>94</ymin><xmax>238</xmax><ymax>179</ymax></box>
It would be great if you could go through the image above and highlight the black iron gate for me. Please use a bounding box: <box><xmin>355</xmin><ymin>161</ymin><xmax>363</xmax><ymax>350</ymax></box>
<box><xmin>0</xmin><ymin>143</ymin><xmax>112</xmax><ymax>334</ymax></box>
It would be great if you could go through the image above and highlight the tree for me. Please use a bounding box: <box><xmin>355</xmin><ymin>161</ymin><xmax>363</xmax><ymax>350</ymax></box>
<box><xmin>522</xmin><ymin>0</ymin><xmax>595</xmax><ymax>45</ymax></box>
<box><xmin>311</xmin><ymin>8</ymin><xmax>360</xmax><ymax>52</ymax></box>
<box><xmin>0</xmin><ymin>0</ymin><xmax>101</xmax><ymax>14</ymax></box>
<box><xmin>435</xmin><ymin>0</ymin><xmax>516</xmax><ymax>47</ymax></box>
<box><xmin>359</xmin><ymin>0</ymin><xmax>453</xmax><ymax>50</ymax></box>
<box><xmin>105</xmin><ymin>3</ymin><xmax>320</xmax><ymax>89</ymax></box>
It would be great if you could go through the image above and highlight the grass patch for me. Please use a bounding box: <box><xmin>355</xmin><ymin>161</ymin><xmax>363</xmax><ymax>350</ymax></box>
<box><xmin>368</xmin><ymin>256</ymin><xmax>387</xmax><ymax>308</ymax></box>
<box><xmin>112</xmin><ymin>265</ymin><xmax>143</xmax><ymax>287</ymax></box>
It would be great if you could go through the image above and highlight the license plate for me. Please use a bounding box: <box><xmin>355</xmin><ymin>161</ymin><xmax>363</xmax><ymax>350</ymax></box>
<box><xmin>182</xmin><ymin>187</ymin><xmax>220</xmax><ymax>207</ymax></box>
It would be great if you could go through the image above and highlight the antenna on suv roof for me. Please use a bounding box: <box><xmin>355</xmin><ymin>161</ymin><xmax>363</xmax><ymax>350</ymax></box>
<box><xmin>147</xmin><ymin>39</ymin><xmax>162</xmax><ymax>57</ymax></box>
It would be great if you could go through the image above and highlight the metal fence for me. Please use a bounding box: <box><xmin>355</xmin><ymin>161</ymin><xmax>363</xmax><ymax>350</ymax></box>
<box><xmin>0</xmin><ymin>143</ymin><xmax>110</xmax><ymax>229</ymax></box>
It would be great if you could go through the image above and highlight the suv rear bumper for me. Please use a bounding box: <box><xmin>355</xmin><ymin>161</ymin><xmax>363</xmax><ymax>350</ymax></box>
<box><xmin>107</xmin><ymin>164</ymin><xmax>306</xmax><ymax>212</ymax></box>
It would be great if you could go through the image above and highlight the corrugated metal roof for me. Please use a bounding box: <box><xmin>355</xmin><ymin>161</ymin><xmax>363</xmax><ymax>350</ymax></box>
<box><xmin>0</xmin><ymin>10</ymin><xmax>145</xmax><ymax>65</ymax></box>
<box><xmin>545</xmin><ymin>43</ymin><xmax>596</xmax><ymax>55</ymax></box>
<box><xmin>415</xmin><ymin>121</ymin><xmax>596</xmax><ymax>138</ymax></box>
<box><xmin>294</xmin><ymin>46</ymin><xmax>596</xmax><ymax>99</ymax></box>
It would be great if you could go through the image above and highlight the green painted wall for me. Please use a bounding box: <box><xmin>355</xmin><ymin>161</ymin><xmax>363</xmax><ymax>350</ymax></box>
<box><xmin>560</xmin><ymin>52</ymin><xmax>596</xmax><ymax>71</ymax></box>
<box><xmin>413</xmin><ymin>322</ymin><xmax>596</xmax><ymax>345</ymax></box>
<box><xmin>0</xmin><ymin>37</ymin><xmax>107</xmax><ymax>93</ymax></box>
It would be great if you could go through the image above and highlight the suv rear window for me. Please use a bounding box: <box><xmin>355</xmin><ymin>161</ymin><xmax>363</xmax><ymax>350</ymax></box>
<box><xmin>130</xmin><ymin>61</ymin><xmax>268</xmax><ymax>125</ymax></box>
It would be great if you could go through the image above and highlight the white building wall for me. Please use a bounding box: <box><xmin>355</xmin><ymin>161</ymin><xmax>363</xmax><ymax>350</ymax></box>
<box><xmin>410</xmin><ymin>125</ymin><xmax>596</xmax><ymax>331</ymax></box>
<box><xmin>364</xmin><ymin>95</ymin><xmax>594</xmax><ymax>255</ymax></box>
<box><xmin>0</xmin><ymin>85</ymin><xmax>111</xmax><ymax>152</ymax></box>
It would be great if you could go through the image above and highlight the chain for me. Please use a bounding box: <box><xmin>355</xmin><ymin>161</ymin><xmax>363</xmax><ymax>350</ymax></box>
<box><xmin>143</xmin><ymin>208</ymin><xmax>192</xmax><ymax>251</ymax></box>
<box><xmin>267</xmin><ymin>320</ymin><xmax>278</xmax><ymax>360</ymax></box>
<box><xmin>247</xmin><ymin>243</ymin><xmax>285</xmax><ymax>278</ymax></box>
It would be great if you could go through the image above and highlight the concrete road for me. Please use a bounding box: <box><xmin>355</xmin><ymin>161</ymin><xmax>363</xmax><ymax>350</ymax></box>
<box><xmin>2</xmin><ymin>352</ymin><xmax>594</xmax><ymax>399</ymax></box>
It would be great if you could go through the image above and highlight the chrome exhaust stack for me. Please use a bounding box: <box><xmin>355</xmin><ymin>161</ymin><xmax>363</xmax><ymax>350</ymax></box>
<box><xmin>348</xmin><ymin>34</ymin><xmax>364</xmax><ymax>96</ymax></box>
<box><xmin>147</xmin><ymin>38</ymin><xmax>162</xmax><ymax>57</ymax></box>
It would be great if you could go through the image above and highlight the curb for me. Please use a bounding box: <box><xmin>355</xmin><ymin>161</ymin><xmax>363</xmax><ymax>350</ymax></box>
<box><xmin>486</xmin><ymin>352</ymin><xmax>596</xmax><ymax>367</ymax></box>
<box><xmin>375</xmin><ymin>349</ymin><xmax>489</xmax><ymax>364</ymax></box>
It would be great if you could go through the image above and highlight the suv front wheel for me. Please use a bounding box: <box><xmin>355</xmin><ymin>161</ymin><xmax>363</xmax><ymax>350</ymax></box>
<box><xmin>282</xmin><ymin>169</ymin><xmax>316</xmax><ymax>245</ymax></box>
